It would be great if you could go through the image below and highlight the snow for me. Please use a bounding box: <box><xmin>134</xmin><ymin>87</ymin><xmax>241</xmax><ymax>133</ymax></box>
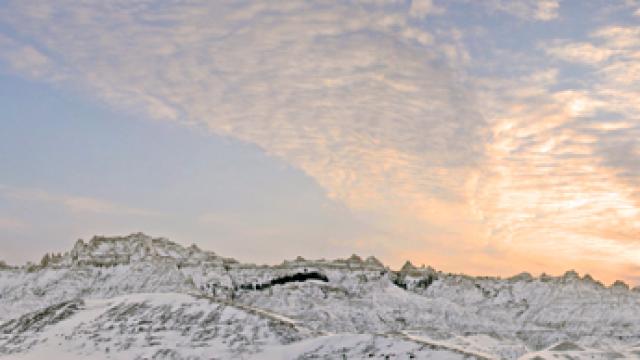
<box><xmin>3</xmin><ymin>233</ymin><xmax>640</xmax><ymax>359</ymax></box>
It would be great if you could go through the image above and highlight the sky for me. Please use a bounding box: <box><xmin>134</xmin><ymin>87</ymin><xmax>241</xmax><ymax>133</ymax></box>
<box><xmin>0</xmin><ymin>0</ymin><xmax>639</xmax><ymax>284</ymax></box>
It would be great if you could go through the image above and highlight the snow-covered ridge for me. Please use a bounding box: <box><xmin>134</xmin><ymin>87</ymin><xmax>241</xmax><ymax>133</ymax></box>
<box><xmin>34</xmin><ymin>232</ymin><xmax>235</xmax><ymax>269</ymax></box>
<box><xmin>22</xmin><ymin>233</ymin><xmax>389</xmax><ymax>272</ymax></box>
<box><xmin>3</xmin><ymin>233</ymin><xmax>640</xmax><ymax>359</ymax></box>
<box><xmin>5</xmin><ymin>232</ymin><xmax>635</xmax><ymax>291</ymax></box>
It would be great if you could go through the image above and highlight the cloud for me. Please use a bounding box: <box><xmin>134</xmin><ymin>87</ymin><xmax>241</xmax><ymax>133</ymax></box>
<box><xmin>545</xmin><ymin>41</ymin><xmax>616</xmax><ymax>64</ymax></box>
<box><xmin>409</xmin><ymin>0</ymin><xmax>445</xmax><ymax>19</ymax></box>
<box><xmin>1</xmin><ymin>0</ymin><xmax>639</xmax><ymax>283</ymax></box>
<box><xmin>0</xmin><ymin>216</ymin><xmax>26</xmax><ymax>230</ymax></box>
<box><xmin>0</xmin><ymin>185</ymin><xmax>159</xmax><ymax>217</ymax></box>
<box><xmin>534</xmin><ymin>0</ymin><xmax>561</xmax><ymax>20</ymax></box>
<box><xmin>0</xmin><ymin>0</ymin><xmax>487</xmax><ymax>261</ymax></box>
<box><xmin>485</xmin><ymin>0</ymin><xmax>560</xmax><ymax>21</ymax></box>
<box><xmin>471</xmin><ymin>20</ymin><xmax>640</xmax><ymax>281</ymax></box>
<box><xmin>0</xmin><ymin>34</ymin><xmax>60</xmax><ymax>80</ymax></box>
<box><xmin>593</xmin><ymin>26</ymin><xmax>640</xmax><ymax>49</ymax></box>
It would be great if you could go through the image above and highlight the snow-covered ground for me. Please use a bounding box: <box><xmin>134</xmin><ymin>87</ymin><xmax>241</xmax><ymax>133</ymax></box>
<box><xmin>2</xmin><ymin>233</ymin><xmax>640</xmax><ymax>359</ymax></box>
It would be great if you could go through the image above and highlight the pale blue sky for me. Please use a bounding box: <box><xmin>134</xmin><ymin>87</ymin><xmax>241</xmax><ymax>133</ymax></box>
<box><xmin>0</xmin><ymin>73</ymin><xmax>371</xmax><ymax>264</ymax></box>
<box><xmin>1</xmin><ymin>0</ymin><xmax>639</xmax><ymax>282</ymax></box>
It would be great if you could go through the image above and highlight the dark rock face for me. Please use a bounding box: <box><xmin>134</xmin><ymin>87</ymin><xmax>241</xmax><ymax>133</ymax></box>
<box><xmin>239</xmin><ymin>271</ymin><xmax>329</xmax><ymax>291</ymax></box>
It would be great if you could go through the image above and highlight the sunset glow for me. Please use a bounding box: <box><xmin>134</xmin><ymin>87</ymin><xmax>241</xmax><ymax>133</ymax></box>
<box><xmin>1</xmin><ymin>0</ymin><xmax>639</xmax><ymax>284</ymax></box>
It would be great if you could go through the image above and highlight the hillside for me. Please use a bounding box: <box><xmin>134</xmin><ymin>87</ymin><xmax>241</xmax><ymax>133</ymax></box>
<box><xmin>2</xmin><ymin>233</ymin><xmax>640</xmax><ymax>359</ymax></box>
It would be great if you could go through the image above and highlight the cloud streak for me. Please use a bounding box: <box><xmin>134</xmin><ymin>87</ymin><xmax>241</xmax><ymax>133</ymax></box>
<box><xmin>0</xmin><ymin>216</ymin><xmax>26</xmax><ymax>230</ymax></box>
<box><xmin>0</xmin><ymin>185</ymin><xmax>159</xmax><ymax>217</ymax></box>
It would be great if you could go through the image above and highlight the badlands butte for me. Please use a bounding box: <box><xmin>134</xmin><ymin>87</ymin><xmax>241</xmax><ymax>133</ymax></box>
<box><xmin>1</xmin><ymin>233</ymin><xmax>640</xmax><ymax>359</ymax></box>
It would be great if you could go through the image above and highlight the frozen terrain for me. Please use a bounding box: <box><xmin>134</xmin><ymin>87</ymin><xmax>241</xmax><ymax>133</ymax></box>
<box><xmin>2</xmin><ymin>233</ymin><xmax>640</xmax><ymax>359</ymax></box>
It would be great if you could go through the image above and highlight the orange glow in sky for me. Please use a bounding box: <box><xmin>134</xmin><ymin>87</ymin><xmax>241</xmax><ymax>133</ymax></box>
<box><xmin>1</xmin><ymin>0</ymin><xmax>639</xmax><ymax>285</ymax></box>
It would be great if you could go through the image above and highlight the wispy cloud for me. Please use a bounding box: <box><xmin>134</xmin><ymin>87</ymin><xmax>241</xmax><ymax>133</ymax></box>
<box><xmin>484</xmin><ymin>0</ymin><xmax>560</xmax><ymax>21</ymax></box>
<box><xmin>409</xmin><ymin>0</ymin><xmax>445</xmax><ymax>19</ymax></box>
<box><xmin>470</xmin><ymin>21</ymin><xmax>640</xmax><ymax>279</ymax></box>
<box><xmin>545</xmin><ymin>41</ymin><xmax>617</xmax><ymax>65</ymax></box>
<box><xmin>0</xmin><ymin>185</ymin><xmax>159</xmax><ymax>217</ymax></box>
<box><xmin>0</xmin><ymin>34</ymin><xmax>59</xmax><ymax>80</ymax></box>
<box><xmin>1</xmin><ymin>0</ymin><xmax>639</xmax><ymax>282</ymax></box>
<box><xmin>0</xmin><ymin>0</ymin><xmax>487</xmax><ymax>261</ymax></box>
<box><xmin>0</xmin><ymin>216</ymin><xmax>26</xmax><ymax>230</ymax></box>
